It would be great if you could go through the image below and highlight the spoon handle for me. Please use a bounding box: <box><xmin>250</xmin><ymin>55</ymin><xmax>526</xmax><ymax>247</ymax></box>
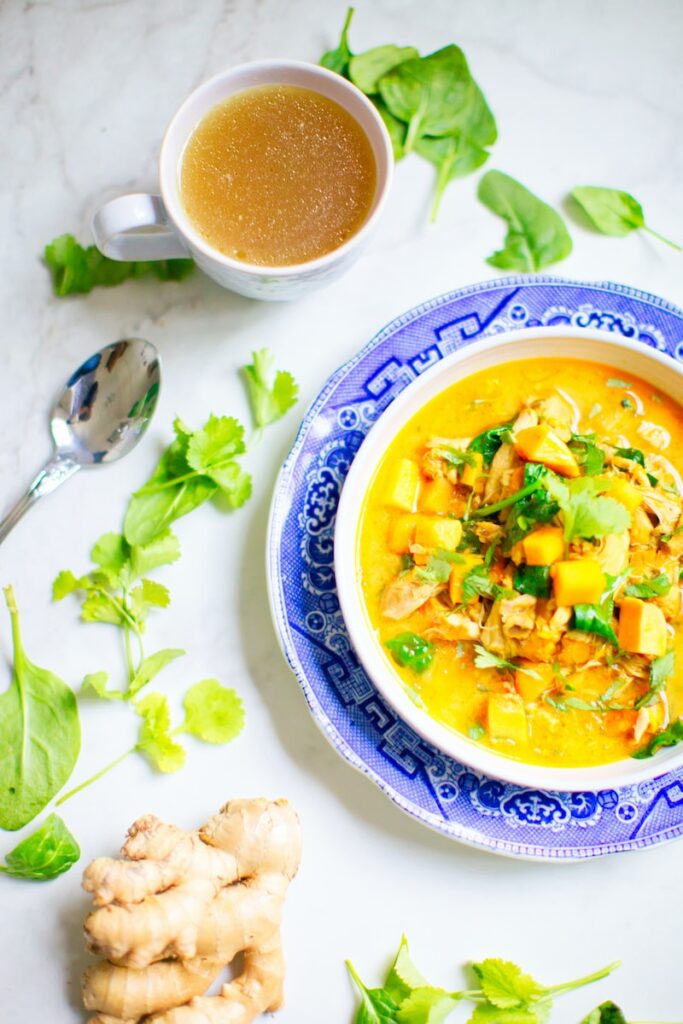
<box><xmin>0</xmin><ymin>454</ymin><xmax>80</xmax><ymax>545</ymax></box>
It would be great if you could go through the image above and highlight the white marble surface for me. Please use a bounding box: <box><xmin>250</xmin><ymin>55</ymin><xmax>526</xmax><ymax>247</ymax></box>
<box><xmin>1</xmin><ymin>0</ymin><xmax>683</xmax><ymax>1019</ymax></box>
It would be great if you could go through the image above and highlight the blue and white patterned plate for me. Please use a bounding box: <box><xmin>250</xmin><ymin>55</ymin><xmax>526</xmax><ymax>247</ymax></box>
<box><xmin>268</xmin><ymin>276</ymin><xmax>683</xmax><ymax>860</ymax></box>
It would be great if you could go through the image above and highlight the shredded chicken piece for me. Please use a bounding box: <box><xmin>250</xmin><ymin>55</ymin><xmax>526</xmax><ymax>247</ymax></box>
<box><xmin>594</xmin><ymin>531</ymin><xmax>630</xmax><ymax>576</ymax></box>
<box><xmin>530</xmin><ymin>393</ymin><xmax>576</xmax><ymax>439</ymax></box>
<box><xmin>637</xmin><ymin>421</ymin><xmax>671</xmax><ymax>451</ymax></box>
<box><xmin>499</xmin><ymin>594</ymin><xmax>537</xmax><ymax>639</ymax></box>
<box><xmin>480</xmin><ymin>603</ymin><xmax>508</xmax><ymax>657</ymax></box>
<box><xmin>641</xmin><ymin>489</ymin><xmax>681</xmax><ymax>535</ymax></box>
<box><xmin>483</xmin><ymin>444</ymin><xmax>523</xmax><ymax>505</ymax></box>
<box><xmin>630</xmin><ymin>506</ymin><xmax>655</xmax><ymax>546</ymax></box>
<box><xmin>425</xmin><ymin>611</ymin><xmax>480</xmax><ymax>643</ymax></box>
<box><xmin>380</xmin><ymin>572</ymin><xmax>444</xmax><ymax>620</ymax></box>
<box><xmin>473</xmin><ymin>522</ymin><xmax>504</xmax><ymax>547</ymax></box>
<box><xmin>512</xmin><ymin>407</ymin><xmax>538</xmax><ymax>433</ymax></box>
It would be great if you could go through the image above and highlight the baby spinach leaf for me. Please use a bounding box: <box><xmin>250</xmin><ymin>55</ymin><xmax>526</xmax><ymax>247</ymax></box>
<box><xmin>0</xmin><ymin>813</ymin><xmax>80</xmax><ymax>881</ymax></box>
<box><xmin>44</xmin><ymin>234</ymin><xmax>194</xmax><ymax>297</ymax></box>
<box><xmin>0</xmin><ymin>587</ymin><xmax>80</xmax><ymax>831</ymax></box>
<box><xmin>513</xmin><ymin>565</ymin><xmax>550</xmax><ymax>598</ymax></box>
<box><xmin>374</xmin><ymin>98</ymin><xmax>408</xmax><ymax>160</ymax></box>
<box><xmin>386</xmin><ymin>632</ymin><xmax>435</xmax><ymax>674</ymax></box>
<box><xmin>632</xmin><ymin>719</ymin><xmax>683</xmax><ymax>759</ymax></box>
<box><xmin>477</xmin><ymin>171</ymin><xmax>573</xmax><ymax>272</ymax></box>
<box><xmin>179</xmin><ymin>679</ymin><xmax>245</xmax><ymax>744</ymax></box>
<box><xmin>242</xmin><ymin>349</ymin><xmax>299</xmax><ymax>430</ymax></box>
<box><xmin>613</xmin><ymin>446</ymin><xmax>658</xmax><ymax>485</ymax></box>
<box><xmin>134</xmin><ymin>693</ymin><xmax>186</xmax><ymax>773</ymax></box>
<box><xmin>570</xmin><ymin>186</ymin><xmax>681</xmax><ymax>252</ymax></box>
<box><xmin>378</xmin><ymin>46</ymin><xmax>476</xmax><ymax>152</ymax></box>
<box><xmin>320</xmin><ymin>6</ymin><xmax>355</xmax><ymax>75</ymax></box>
<box><xmin>384</xmin><ymin>935</ymin><xmax>428</xmax><ymax>1004</ymax></box>
<box><xmin>572</xmin><ymin>604</ymin><xmax>618</xmax><ymax>646</ymax></box>
<box><xmin>350</xmin><ymin>44</ymin><xmax>419</xmax><ymax>94</ymax></box>
<box><xmin>416</xmin><ymin>135</ymin><xmax>490</xmax><ymax>221</ymax></box>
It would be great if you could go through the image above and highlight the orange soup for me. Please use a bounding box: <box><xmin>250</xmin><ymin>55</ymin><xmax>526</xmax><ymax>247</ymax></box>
<box><xmin>180</xmin><ymin>84</ymin><xmax>377</xmax><ymax>266</ymax></box>
<box><xmin>358</xmin><ymin>358</ymin><xmax>683</xmax><ymax>768</ymax></box>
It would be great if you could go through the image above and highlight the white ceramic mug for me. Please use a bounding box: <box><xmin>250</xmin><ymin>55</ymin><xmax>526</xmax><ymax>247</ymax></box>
<box><xmin>92</xmin><ymin>60</ymin><xmax>393</xmax><ymax>301</ymax></box>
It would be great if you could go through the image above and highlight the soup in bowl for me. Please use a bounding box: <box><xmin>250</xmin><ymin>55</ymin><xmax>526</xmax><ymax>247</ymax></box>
<box><xmin>334</xmin><ymin>328</ymin><xmax>683</xmax><ymax>791</ymax></box>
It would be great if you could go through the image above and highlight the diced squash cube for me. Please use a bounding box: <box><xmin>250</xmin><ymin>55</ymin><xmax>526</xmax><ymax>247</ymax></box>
<box><xmin>514</xmin><ymin>425</ymin><xmax>580</xmax><ymax>478</ymax></box>
<box><xmin>449</xmin><ymin>553</ymin><xmax>484</xmax><ymax>604</ymax></box>
<box><xmin>515</xmin><ymin>662</ymin><xmax>554</xmax><ymax>704</ymax></box>
<box><xmin>522</xmin><ymin>526</ymin><xmax>565</xmax><ymax>566</ymax></box>
<box><xmin>552</xmin><ymin>559</ymin><xmax>606</xmax><ymax>606</ymax></box>
<box><xmin>414</xmin><ymin>516</ymin><xmax>462</xmax><ymax>552</ymax></box>
<box><xmin>388</xmin><ymin>514</ymin><xmax>417</xmax><ymax>554</ymax></box>
<box><xmin>618</xmin><ymin>596</ymin><xmax>668</xmax><ymax>657</ymax></box>
<box><xmin>487</xmin><ymin>693</ymin><xmax>528</xmax><ymax>744</ymax></box>
<box><xmin>419</xmin><ymin>477</ymin><xmax>453</xmax><ymax>515</ymax></box>
<box><xmin>385</xmin><ymin>458</ymin><xmax>420</xmax><ymax>511</ymax></box>
<box><xmin>605</xmin><ymin>477</ymin><xmax>643</xmax><ymax>514</ymax></box>
<box><xmin>460</xmin><ymin>451</ymin><xmax>484</xmax><ymax>488</ymax></box>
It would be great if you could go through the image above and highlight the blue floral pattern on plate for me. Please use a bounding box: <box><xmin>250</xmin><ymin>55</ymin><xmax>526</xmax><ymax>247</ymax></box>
<box><xmin>268</xmin><ymin>276</ymin><xmax>683</xmax><ymax>859</ymax></box>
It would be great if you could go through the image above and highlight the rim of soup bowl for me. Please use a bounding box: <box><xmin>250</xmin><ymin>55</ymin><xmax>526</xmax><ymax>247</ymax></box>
<box><xmin>334</xmin><ymin>325</ymin><xmax>683</xmax><ymax>792</ymax></box>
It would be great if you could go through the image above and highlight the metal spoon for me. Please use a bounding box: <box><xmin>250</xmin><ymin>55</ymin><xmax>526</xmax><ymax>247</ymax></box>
<box><xmin>0</xmin><ymin>338</ymin><xmax>161</xmax><ymax>545</ymax></box>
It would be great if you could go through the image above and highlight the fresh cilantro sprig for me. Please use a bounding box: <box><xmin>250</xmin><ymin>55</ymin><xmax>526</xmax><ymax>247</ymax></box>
<box><xmin>474</xmin><ymin>643</ymin><xmax>541</xmax><ymax>679</ymax></box>
<box><xmin>242</xmin><ymin>348</ymin><xmax>299</xmax><ymax>431</ymax></box>
<box><xmin>624</xmin><ymin>572</ymin><xmax>671</xmax><ymax>599</ymax></box>
<box><xmin>44</xmin><ymin>234</ymin><xmax>194</xmax><ymax>297</ymax></box>
<box><xmin>57</xmin><ymin>680</ymin><xmax>245</xmax><ymax>804</ymax></box>
<box><xmin>347</xmin><ymin>937</ymin><xmax>620</xmax><ymax>1024</ymax></box>
<box><xmin>541</xmin><ymin>474</ymin><xmax>631</xmax><ymax>543</ymax></box>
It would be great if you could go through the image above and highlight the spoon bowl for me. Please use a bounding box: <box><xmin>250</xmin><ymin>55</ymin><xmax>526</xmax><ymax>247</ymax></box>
<box><xmin>0</xmin><ymin>338</ymin><xmax>161</xmax><ymax>545</ymax></box>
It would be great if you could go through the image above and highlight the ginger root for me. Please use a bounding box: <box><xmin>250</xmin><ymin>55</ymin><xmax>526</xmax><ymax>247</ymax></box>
<box><xmin>81</xmin><ymin>798</ymin><xmax>301</xmax><ymax>1024</ymax></box>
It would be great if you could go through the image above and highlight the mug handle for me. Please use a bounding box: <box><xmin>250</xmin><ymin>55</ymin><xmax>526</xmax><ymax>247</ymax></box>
<box><xmin>92</xmin><ymin>194</ymin><xmax>191</xmax><ymax>261</ymax></box>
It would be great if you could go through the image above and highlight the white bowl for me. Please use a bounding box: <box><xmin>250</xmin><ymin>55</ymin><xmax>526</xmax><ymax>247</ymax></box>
<box><xmin>334</xmin><ymin>326</ymin><xmax>683</xmax><ymax>792</ymax></box>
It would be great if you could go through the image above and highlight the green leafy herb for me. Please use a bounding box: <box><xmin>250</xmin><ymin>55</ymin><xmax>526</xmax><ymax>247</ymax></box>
<box><xmin>572</xmin><ymin>572</ymin><xmax>627</xmax><ymax>647</ymax></box>
<box><xmin>621</xmin><ymin>397</ymin><xmax>635</xmax><ymax>411</ymax></box>
<box><xmin>570</xmin><ymin>186</ymin><xmax>681</xmax><ymax>252</ymax></box>
<box><xmin>0</xmin><ymin>587</ymin><xmax>80</xmax><ymax>831</ymax></box>
<box><xmin>320</xmin><ymin>6</ymin><xmax>355</xmax><ymax>75</ymax></box>
<box><xmin>580</xmin><ymin>1002</ymin><xmax>627</xmax><ymax>1024</ymax></box>
<box><xmin>542</xmin><ymin>474</ymin><xmax>630</xmax><ymax>543</ymax></box>
<box><xmin>634</xmin><ymin>649</ymin><xmax>675</xmax><ymax>710</ymax></box>
<box><xmin>242</xmin><ymin>348</ymin><xmax>299</xmax><ymax>431</ymax></box>
<box><xmin>477</xmin><ymin>171</ymin><xmax>573</xmax><ymax>272</ymax></box>
<box><xmin>375</xmin><ymin>98</ymin><xmax>408</xmax><ymax>160</ymax></box>
<box><xmin>568</xmin><ymin>433</ymin><xmax>605</xmax><ymax>476</ymax></box>
<box><xmin>607</xmin><ymin>380</ymin><xmax>631</xmax><ymax>389</ymax></box>
<box><xmin>124</xmin><ymin>415</ymin><xmax>251</xmax><ymax>546</ymax></box>
<box><xmin>468</xmin><ymin>724</ymin><xmax>486</xmax><ymax>740</ymax></box>
<box><xmin>57</xmin><ymin>680</ymin><xmax>245</xmax><ymax>802</ymax></box>
<box><xmin>632</xmin><ymin>719</ymin><xmax>683</xmax><ymax>759</ymax></box>
<box><xmin>614</xmin><ymin>446</ymin><xmax>658</xmax><ymax>485</ymax></box>
<box><xmin>416</xmin><ymin>549</ymin><xmax>465</xmax><ymax>584</ymax></box>
<box><xmin>468</xmin><ymin>424</ymin><xmax>513</xmax><ymax>465</ymax></box>
<box><xmin>461</xmin><ymin>564</ymin><xmax>514</xmax><ymax>603</ymax></box>
<box><xmin>513</xmin><ymin>564</ymin><xmax>551</xmax><ymax>598</ymax></box>
<box><xmin>504</xmin><ymin>465</ymin><xmax>560</xmax><ymax>547</ymax></box>
<box><xmin>624</xmin><ymin>572</ymin><xmax>671</xmax><ymax>599</ymax></box>
<box><xmin>350</xmin><ymin>45</ymin><xmax>419</xmax><ymax>95</ymax></box>
<box><xmin>432</xmin><ymin>446</ymin><xmax>477</xmax><ymax>469</ymax></box>
<box><xmin>386</xmin><ymin>633</ymin><xmax>435</xmax><ymax>674</ymax></box>
<box><xmin>347</xmin><ymin>937</ymin><xmax>619</xmax><ymax>1024</ymax></box>
<box><xmin>474</xmin><ymin>644</ymin><xmax>540</xmax><ymax>679</ymax></box>
<box><xmin>0</xmin><ymin>814</ymin><xmax>80</xmax><ymax>881</ymax></box>
<box><xmin>44</xmin><ymin>234</ymin><xmax>194</xmax><ymax>297</ymax></box>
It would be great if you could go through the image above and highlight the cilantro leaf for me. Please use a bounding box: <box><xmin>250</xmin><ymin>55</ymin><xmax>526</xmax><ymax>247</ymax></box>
<box><xmin>624</xmin><ymin>572</ymin><xmax>671</xmax><ymax>599</ymax></box>
<box><xmin>134</xmin><ymin>693</ymin><xmax>186</xmax><ymax>773</ymax></box>
<box><xmin>179</xmin><ymin>679</ymin><xmax>245</xmax><ymax>744</ymax></box>
<box><xmin>416</xmin><ymin>549</ymin><xmax>465</xmax><ymax>584</ymax></box>
<box><xmin>242</xmin><ymin>349</ymin><xmax>299</xmax><ymax>430</ymax></box>
<box><xmin>397</xmin><ymin>987</ymin><xmax>460</xmax><ymax>1024</ymax></box>
<box><xmin>129</xmin><ymin>530</ymin><xmax>181</xmax><ymax>577</ymax></box>
<box><xmin>634</xmin><ymin>649</ymin><xmax>675</xmax><ymax>710</ymax></box>
<box><xmin>568</xmin><ymin>433</ymin><xmax>605</xmax><ymax>476</ymax></box>
<box><xmin>44</xmin><ymin>233</ymin><xmax>194</xmax><ymax>297</ymax></box>
<box><xmin>127</xmin><ymin>648</ymin><xmax>185</xmax><ymax>698</ymax></box>
<box><xmin>472</xmin><ymin>959</ymin><xmax>540</xmax><ymax>1009</ymax></box>
<box><xmin>474</xmin><ymin>644</ymin><xmax>541</xmax><ymax>679</ymax></box>
<box><xmin>384</xmin><ymin>936</ymin><xmax>429</xmax><ymax>1004</ymax></box>
<box><xmin>461</xmin><ymin>564</ymin><xmax>514</xmax><ymax>603</ymax></box>
<box><xmin>542</xmin><ymin>475</ymin><xmax>630</xmax><ymax>543</ymax></box>
<box><xmin>186</xmin><ymin>415</ymin><xmax>247</xmax><ymax>471</ymax></box>
<box><xmin>468</xmin><ymin>1005</ymin><xmax>543</xmax><ymax>1024</ymax></box>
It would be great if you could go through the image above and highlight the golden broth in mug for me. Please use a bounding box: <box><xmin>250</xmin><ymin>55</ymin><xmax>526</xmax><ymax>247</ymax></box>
<box><xmin>179</xmin><ymin>84</ymin><xmax>377</xmax><ymax>267</ymax></box>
